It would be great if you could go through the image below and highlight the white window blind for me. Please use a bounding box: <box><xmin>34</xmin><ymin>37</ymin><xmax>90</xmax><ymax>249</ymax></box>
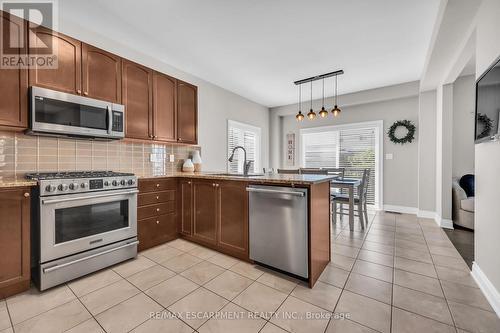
<box><xmin>227</xmin><ymin>120</ymin><xmax>261</xmax><ymax>173</ymax></box>
<box><xmin>301</xmin><ymin>123</ymin><xmax>380</xmax><ymax>205</ymax></box>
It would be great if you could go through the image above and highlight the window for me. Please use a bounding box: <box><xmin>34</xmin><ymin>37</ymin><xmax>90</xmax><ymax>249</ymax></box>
<box><xmin>227</xmin><ymin>120</ymin><xmax>261</xmax><ymax>173</ymax></box>
<box><xmin>301</xmin><ymin>121</ymin><xmax>383</xmax><ymax>207</ymax></box>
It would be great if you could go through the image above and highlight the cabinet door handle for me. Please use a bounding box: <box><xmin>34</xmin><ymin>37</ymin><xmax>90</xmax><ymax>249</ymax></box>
<box><xmin>212</xmin><ymin>183</ymin><xmax>216</xmax><ymax>187</ymax></box>
<box><xmin>24</xmin><ymin>192</ymin><xmax>30</xmax><ymax>198</ymax></box>
<box><xmin>156</xmin><ymin>208</ymin><xmax>160</xmax><ymax>212</ymax></box>
<box><xmin>83</xmin><ymin>91</ymin><xmax>88</xmax><ymax>96</ymax></box>
<box><xmin>187</xmin><ymin>181</ymin><xmax>191</xmax><ymax>185</ymax></box>
<box><xmin>156</xmin><ymin>183</ymin><xmax>160</xmax><ymax>187</ymax></box>
<box><xmin>178</xmin><ymin>137</ymin><xmax>181</xmax><ymax>141</ymax></box>
<box><xmin>77</xmin><ymin>89</ymin><xmax>81</xmax><ymax>95</ymax></box>
<box><xmin>156</xmin><ymin>196</ymin><xmax>159</xmax><ymax>200</ymax></box>
<box><xmin>215</xmin><ymin>184</ymin><xmax>219</xmax><ymax>187</ymax></box>
<box><xmin>156</xmin><ymin>220</ymin><xmax>160</xmax><ymax>224</ymax></box>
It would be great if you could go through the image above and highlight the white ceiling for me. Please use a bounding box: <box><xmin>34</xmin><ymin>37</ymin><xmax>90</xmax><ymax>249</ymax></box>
<box><xmin>60</xmin><ymin>0</ymin><xmax>440</xmax><ymax>107</ymax></box>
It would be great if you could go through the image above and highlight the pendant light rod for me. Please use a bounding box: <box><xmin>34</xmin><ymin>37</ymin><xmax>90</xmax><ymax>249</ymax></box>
<box><xmin>294</xmin><ymin>69</ymin><xmax>344</xmax><ymax>85</ymax></box>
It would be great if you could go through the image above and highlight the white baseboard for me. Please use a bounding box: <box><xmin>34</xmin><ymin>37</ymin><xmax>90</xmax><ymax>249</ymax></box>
<box><xmin>471</xmin><ymin>262</ymin><xmax>500</xmax><ymax>316</ymax></box>
<box><xmin>383</xmin><ymin>205</ymin><xmax>418</xmax><ymax>214</ymax></box>
<box><xmin>435</xmin><ymin>216</ymin><xmax>454</xmax><ymax>229</ymax></box>
<box><xmin>417</xmin><ymin>210</ymin><xmax>437</xmax><ymax>219</ymax></box>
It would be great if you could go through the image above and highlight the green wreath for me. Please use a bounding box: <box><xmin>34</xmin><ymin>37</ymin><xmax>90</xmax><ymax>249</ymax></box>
<box><xmin>388</xmin><ymin>120</ymin><xmax>416</xmax><ymax>144</ymax></box>
<box><xmin>477</xmin><ymin>113</ymin><xmax>493</xmax><ymax>139</ymax></box>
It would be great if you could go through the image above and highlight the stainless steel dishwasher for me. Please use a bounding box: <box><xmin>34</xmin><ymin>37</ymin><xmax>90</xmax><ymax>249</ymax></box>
<box><xmin>247</xmin><ymin>185</ymin><xmax>308</xmax><ymax>278</ymax></box>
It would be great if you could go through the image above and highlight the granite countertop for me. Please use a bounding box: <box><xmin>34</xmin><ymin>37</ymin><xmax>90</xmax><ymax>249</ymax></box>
<box><xmin>139</xmin><ymin>171</ymin><xmax>336</xmax><ymax>185</ymax></box>
<box><xmin>0</xmin><ymin>178</ymin><xmax>38</xmax><ymax>188</ymax></box>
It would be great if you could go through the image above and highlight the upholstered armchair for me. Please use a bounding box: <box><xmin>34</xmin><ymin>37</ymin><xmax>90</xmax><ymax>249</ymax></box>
<box><xmin>452</xmin><ymin>176</ymin><xmax>474</xmax><ymax>230</ymax></box>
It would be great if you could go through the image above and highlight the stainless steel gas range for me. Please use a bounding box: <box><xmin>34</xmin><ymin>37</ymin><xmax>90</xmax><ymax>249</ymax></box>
<box><xmin>26</xmin><ymin>171</ymin><xmax>139</xmax><ymax>290</ymax></box>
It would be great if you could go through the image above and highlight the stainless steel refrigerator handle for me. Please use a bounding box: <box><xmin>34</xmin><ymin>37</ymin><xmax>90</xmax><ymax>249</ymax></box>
<box><xmin>42</xmin><ymin>189</ymin><xmax>139</xmax><ymax>205</ymax></box>
<box><xmin>246</xmin><ymin>187</ymin><xmax>305</xmax><ymax>197</ymax></box>
<box><xmin>43</xmin><ymin>241</ymin><xmax>139</xmax><ymax>274</ymax></box>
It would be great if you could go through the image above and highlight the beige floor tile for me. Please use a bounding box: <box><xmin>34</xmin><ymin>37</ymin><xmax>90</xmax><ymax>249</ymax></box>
<box><xmin>180</xmin><ymin>261</ymin><xmax>226</xmax><ymax>285</ymax></box>
<box><xmin>391</xmin><ymin>307</ymin><xmax>455</xmax><ymax>333</ymax></box>
<box><xmin>364</xmin><ymin>233</ymin><xmax>395</xmax><ymax>246</ymax></box>
<box><xmin>140</xmin><ymin>244</ymin><xmax>183</xmax><ymax>263</ymax></box>
<box><xmin>188</xmin><ymin>246</ymin><xmax>219</xmax><ymax>260</ymax></box>
<box><xmin>291</xmin><ymin>281</ymin><xmax>342</xmax><ymax>311</ymax></box>
<box><xmin>318</xmin><ymin>265</ymin><xmax>350</xmax><ymax>288</ymax></box>
<box><xmin>168</xmin><ymin>288</ymin><xmax>228</xmax><ymax>329</ymax></box>
<box><xmin>330</xmin><ymin>253</ymin><xmax>356</xmax><ymax>271</ymax></box>
<box><xmin>339</xmin><ymin>230</ymin><xmax>367</xmax><ymax>240</ymax></box>
<box><xmin>352</xmin><ymin>260</ymin><xmax>393</xmax><ymax>283</ymax></box>
<box><xmin>435</xmin><ymin>265</ymin><xmax>478</xmax><ymax>287</ymax></box>
<box><xmin>145</xmin><ymin>275</ymin><xmax>198</xmax><ymax>307</ymax></box>
<box><xmin>395</xmin><ymin>247</ymin><xmax>433</xmax><ymax>264</ymax></box>
<box><xmin>130</xmin><ymin>310</ymin><xmax>194</xmax><ymax>333</ymax></box>
<box><xmin>127</xmin><ymin>264</ymin><xmax>176</xmax><ymax>290</ymax></box>
<box><xmin>206</xmin><ymin>253</ymin><xmax>240</xmax><ymax>269</ymax></box>
<box><xmin>0</xmin><ymin>327</ymin><xmax>13</xmax><ymax>333</ymax></box>
<box><xmin>361</xmin><ymin>241</ymin><xmax>394</xmax><ymax>255</ymax></box>
<box><xmin>65</xmin><ymin>318</ymin><xmax>105</xmax><ymax>333</ymax></box>
<box><xmin>79</xmin><ymin>279</ymin><xmax>140</xmax><ymax>315</ymax></box>
<box><xmin>96</xmin><ymin>293</ymin><xmax>162</xmax><ymax>333</ymax></box>
<box><xmin>203</xmin><ymin>270</ymin><xmax>253</xmax><ymax>300</ymax></box>
<box><xmin>441</xmin><ymin>280</ymin><xmax>493</xmax><ymax>311</ymax></box>
<box><xmin>112</xmin><ymin>256</ymin><xmax>156</xmax><ymax>277</ymax></box>
<box><xmin>7</xmin><ymin>285</ymin><xmax>76</xmax><ymax>324</ymax></box>
<box><xmin>229</xmin><ymin>261</ymin><xmax>266</xmax><ymax>280</ymax></box>
<box><xmin>257</xmin><ymin>271</ymin><xmax>299</xmax><ymax>294</ymax></box>
<box><xmin>271</xmin><ymin>296</ymin><xmax>330</xmax><ymax>333</ymax></box>
<box><xmin>332</xmin><ymin>244</ymin><xmax>360</xmax><ymax>258</ymax></box>
<box><xmin>394</xmin><ymin>256</ymin><xmax>437</xmax><ymax>278</ymax></box>
<box><xmin>357</xmin><ymin>250</ymin><xmax>394</xmax><ymax>267</ymax></box>
<box><xmin>334</xmin><ymin>235</ymin><xmax>365</xmax><ymax>248</ymax></box>
<box><xmin>393</xmin><ymin>269</ymin><xmax>444</xmax><ymax>297</ymax></box>
<box><xmin>160</xmin><ymin>253</ymin><xmax>203</xmax><ymax>273</ymax></box>
<box><xmin>431</xmin><ymin>254</ymin><xmax>469</xmax><ymax>271</ymax></box>
<box><xmin>167</xmin><ymin>238</ymin><xmax>199</xmax><ymax>251</ymax></box>
<box><xmin>345</xmin><ymin>273</ymin><xmax>392</xmax><ymax>304</ymax></box>
<box><xmin>260</xmin><ymin>322</ymin><xmax>289</xmax><ymax>333</ymax></box>
<box><xmin>198</xmin><ymin>302</ymin><xmax>266</xmax><ymax>333</ymax></box>
<box><xmin>428</xmin><ymin>245</ymin><xmax>461</xmax><ymax>258</ymax></box>
<box><xmin>335</xmin><ymin>291</ymin><xmax>391</xmax><ymax>333</ymax></box>
<box><xmin>394</xmin><ymin>239</ymin><xmax>428</xmax><ymax>252</ymax></box>
<box><xmin>68</xmin><ymin>269</ymin><xmax>122</xmax><ymax>297</ymax></box>
<box><xmin>0</xmin><ymin>304</ymin><xmax>10</xmax><ymax>331</ymax></box>
<box><xmin>392</xmin><ymin>285</ymin><xmax>453</xmax><ymax>325</ymax></box>
<box><xmin>233</xmin><ymin>282</ymin><xmax>288</xmax><ymax>316</ymax></box>
<box><xmin>13</xmin><ymin>299</ymin><xmax>90</xmax><ymax>333</ymax></box>
<box><xmin>449</xmin><ymin>301</ymin><xmax>500</xmax><ymax>333</ymax></box>
<box><xmin>326</xmin><ymin>318</ymin><xmax>378</xmax><ymax>332</ymax></box>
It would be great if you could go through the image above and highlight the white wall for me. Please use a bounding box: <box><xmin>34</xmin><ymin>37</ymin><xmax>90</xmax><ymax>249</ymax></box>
<box><xmin>56</xmin><ymin>20</ymin><xmax>269</xmax><ymax>172</ymax></box>
<box><xmin>452</xmin><ymin>75</ymin><xmax>475</xmax><ymax>178</ymax></box>
<box><xmin>270</xmin><ymin>86</ymin><xmax>419</xmax><ymax>210</ymax></box>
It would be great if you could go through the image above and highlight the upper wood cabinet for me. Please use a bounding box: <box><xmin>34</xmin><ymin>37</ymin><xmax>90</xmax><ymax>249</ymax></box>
<box><xmin>0</xmin><ymin>11</ymin><xmax>28</xmax><ymax>129</ymax></box>
<box><xmin>0</xmin><ymin>187</ymin><xmax>31</xmax><ymax>298</ymax></box>
<box><xmin>153</xmin><ymin>71</ymin><xmax>176</xmax><ymax>142</ymax></box>
<box><xmin>192</xmin><ymin>180</ymin><xmax>218</xmax><ymax>245</ymax></box>
<box><xmin>28</xmin><ymin>26</ymin><xmax>82</xmax><ymax>95</ymax></box>
<box><xmin>82</xmin><ymin>44</ymin><xmax>122</xmax><ymax>103</ymax></box>
<box><xmin>218</xmin><ymin>181</ymin><xmax>248</xmax><ymax>257</ymax></box>
<box><xmin>177</xmin><ymin>80</ymin><xmax>198</xmax><ymax>144</ymax></box>
<box><xmin>122</xmin><ymin>59</ymin><xmax>153</xmax><ymax>140</ymax></box>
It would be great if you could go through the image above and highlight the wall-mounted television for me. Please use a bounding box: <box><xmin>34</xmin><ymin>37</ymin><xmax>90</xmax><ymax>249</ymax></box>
<box><xmin>475</xmin><ymin>56</ymin><xmax>500</xmax><ymax>143</ymax></box>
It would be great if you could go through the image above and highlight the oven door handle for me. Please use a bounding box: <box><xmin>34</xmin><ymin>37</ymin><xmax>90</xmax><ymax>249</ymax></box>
<box><xmin>43</xmin><ymin>240</ymin><xmax>139</xmax><ymax>274</ymax></box>
<box><xmin>41</xmin><ymin>189</ymin><xmax>139</xmax><ymax>205</ymax></box>
<box><xmin>107</xmin><ymin>105</ymin><xmax>113</xmax><ymax>134</ymax></box>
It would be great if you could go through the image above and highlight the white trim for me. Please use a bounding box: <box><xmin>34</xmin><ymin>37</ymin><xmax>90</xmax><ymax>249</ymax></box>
<box><xmin>299</xmin><ymin>120</ymin><xmax>384</xmax><ymax>209</ymax></box>
<box><xmin>436</xmin><ymin>216</ymin><xmax>454</xmax><ymax>229</ymax></box>
<box><xmin>417</xmin><ymin>210</ymin><xmax>437</xmax><ymax>219</ymax></box>
<box><xmin>383</xmin><ymin>205</ymin><xmax>418</xmax><ymax>215</ymax></box>
<box><xmin>471</xmin><ymin>262</ymin><xmax>500</xmax><ymax>317</ymax></box>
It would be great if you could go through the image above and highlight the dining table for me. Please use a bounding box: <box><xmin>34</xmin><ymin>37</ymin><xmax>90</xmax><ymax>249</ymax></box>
<box><xmin>330</xmin><ymin>177</ymin><xmax>362</xmax><ymax>230</ymax></box>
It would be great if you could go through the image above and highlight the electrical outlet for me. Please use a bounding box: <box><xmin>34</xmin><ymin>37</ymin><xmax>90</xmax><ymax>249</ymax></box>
<box><xmin>169</xmin><ymin>154</ymin><xmax>175</xmax><ymax>162</ymax></box>
<box><xmin>385</xmin><ymin>153</ymin><xmax>393</xmax><ymax>160</ymax></box>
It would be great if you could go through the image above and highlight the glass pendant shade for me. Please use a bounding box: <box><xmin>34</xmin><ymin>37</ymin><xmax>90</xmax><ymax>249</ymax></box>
<box><xmin>332</xmin><ymin>105</ymin><xmax>341</xmax><ymax>117</ymax></box>
<box><xmin>319</xmin><ymin>107</ymin><xmax>328</xmax><ymax>117</ymax></box>
<box><xmin>296</xmin><ymin>111</ymin><xmax>304</xmax><ymax>121</ymax></box>
<box><xmin>307</xmin><ymin>109</ymin><xmax>316</xmax><ymax>120</ymax></box>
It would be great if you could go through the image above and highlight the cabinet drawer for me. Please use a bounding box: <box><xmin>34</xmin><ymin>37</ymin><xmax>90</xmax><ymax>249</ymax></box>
<box><xmin>138</xmin><ymin>213</ymin><xmax>177</xmax><ymax>251</ymax></box>
<box><xmin>138</xmin><ymin>202</ymin><xmax>175</xmax><ymax>220</ymax></box>
<box><xmin>138</xmin><ymin>190</ymin><xmax>175</xmax><ymax>206</ymax></box>
<box><xmin>139</xmin><ymin>178</ymin><xmax>176</xmax><ymax>193</ymax></box>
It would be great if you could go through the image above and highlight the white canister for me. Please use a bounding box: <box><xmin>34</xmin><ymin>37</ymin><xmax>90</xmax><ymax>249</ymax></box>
<box><xmin>192</xmin><ymin>150</ymin><xmax>202</xmax><ymax>172</ymax></box>
<box><xmin>182</xmin><ymin>159</ymin><xmax>195</xmax><ymax>172</ymax></box>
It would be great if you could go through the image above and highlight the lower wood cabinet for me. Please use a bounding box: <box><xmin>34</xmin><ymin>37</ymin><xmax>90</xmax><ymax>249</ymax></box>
<box><xmin>0</xmin><ymin>187</ymin><xmax>31</xmax><ymax>298</ymax></box>
<box><xmin>179</xmin><ymin>179</ymin><xmax>249</xmax><ymax>260</ymax></box>
<box><xmin>137</xmin><ymin>179</ymin><xmax>177</xmax><ymax>251</ymax></box>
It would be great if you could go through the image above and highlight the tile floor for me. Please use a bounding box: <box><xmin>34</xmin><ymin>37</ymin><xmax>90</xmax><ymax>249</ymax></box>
<box><xmin>1</xmin><ymin>212</ymin><xmax>499</xmax><ymax>333</ymax></box>
<box><xmin>444</xmin><ymin>226</ymin><xmax>474</xmax><ymax>269</ymax></box>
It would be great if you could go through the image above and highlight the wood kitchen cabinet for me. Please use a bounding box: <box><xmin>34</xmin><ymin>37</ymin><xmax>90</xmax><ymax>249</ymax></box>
<box><xmin>28</xmin><ymin>26</ymin><xmax>82</xmax><ymax>95</ymax></box>
<box><xmin>179</xmin><ymin>179</ymin><xmax>193</xmax><ymax>236</ymax></box>
<box><xmin>0</xmin><ymin>187</ymin><xmax>31</xmax><ymax>298</ymax></box>
<box><xmin>192</xmin><ymin>180</ymin><xmax>218</xmax><ymax>245</ymax></box>
<box><xmin>122</xmin><ymin>59</ymin><xmax>153</xmax><ymax>140</ymax></box>
<box><xmin>177</xmin><ymin>80</ymin><xmax>198</xmax><ymax>144</ymax></box>
<box><xmin>82</xmin><ymin>44</ymin><xmax>122</xmax><ymax>103</ymax></box>
<box><xmin>0</xmin><ymin>11</ymin><xmax>28</xmax><ymax>129</ymax></box>
<box><xmin>152</xmin><ymin>71</ymin><xmax>176</xmax><ymax>141</ymax></box>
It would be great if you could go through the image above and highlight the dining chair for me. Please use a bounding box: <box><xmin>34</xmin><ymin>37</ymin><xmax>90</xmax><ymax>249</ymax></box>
<box><xmin>277</xmin><ymin>168</ymin><xmax>300</xmax><ymax>174</ymax></box>
<box><xmin>299</xmin><ymin>168</ymin><xmax>329</xmax><ymax>175</ymax></box>
<box><xmin>331</xmin><ymin>168</ymin><xmax>370</xmax><ymax>228</ymax></box>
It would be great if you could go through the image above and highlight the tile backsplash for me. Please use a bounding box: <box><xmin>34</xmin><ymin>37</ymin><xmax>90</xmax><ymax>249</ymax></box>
<box><xmin>0</xmin><ymin>131</ymin><xmax>200</xmax><ymax>180</ymax></box>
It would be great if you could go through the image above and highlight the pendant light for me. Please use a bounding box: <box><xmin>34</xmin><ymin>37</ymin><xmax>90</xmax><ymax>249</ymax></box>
<box><xmin>331</xmin><ymin>75</ymin><xmax>341</xmax><ymax>117</ymax></box>
<box><xmin>307</xmin><ymin>81</ymin><xmax>316</xmax><ymax>120</ymax></box>
<box><xmin>296</xmin><ymin>83</ymin><xmax>304</xmax><ymax>121</ymax></box>
<box><xmin>319</xmin><ymin>78</ymin><xmax>328</xmax><ymax>117</ymax></box>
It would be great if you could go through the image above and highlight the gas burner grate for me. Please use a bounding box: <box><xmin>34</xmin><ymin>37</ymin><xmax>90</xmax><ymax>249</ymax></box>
<box><xmin>25</xmin><ymin>171</ymin><xmax>135</xmax><ymax>180</ymax></box>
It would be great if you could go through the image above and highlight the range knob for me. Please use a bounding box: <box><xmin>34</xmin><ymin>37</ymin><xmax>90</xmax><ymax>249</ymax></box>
<box><xmin>112</xmin><ymin>180</ymin><xmax>119</xmax><ymax>186</ymax></box>
<box><xmin>120</xmin><ymin>179</ymin><xmax>126</xmax><ymax>186</ymax></box>
<box><xmin>69</xmin><ymin>183</ymin><xmax>79</xmax><ymax>190</ymax></box>
<box><xmin>128</xmin><ymin>179</ymin><xmax>135</xmax><ymax>185</ymax></box>
<box><xmin>81</xmin><ymin>183</ymin><xmax>88</xmax><ymax>189</ymax></box>
<box><xmin>45</xmin><ymin>184</ymin><xmax>57</xmax><ymax>192</ymax></box>
<box><xmin>58</xmin><ymin>184</ymin><xmax>68</xmax><ymax>191</ymax></box>
<box><xmin>104</xmin><ymin>181</ymin><xmax>110</xmax><ymax>186</ymax></box>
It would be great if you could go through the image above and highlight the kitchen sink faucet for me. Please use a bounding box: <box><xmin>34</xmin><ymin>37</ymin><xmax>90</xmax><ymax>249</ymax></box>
<box><xmin>228</xmin><ymin>146</ymin><xmax>253</xmax><ymax>175</ymax></box>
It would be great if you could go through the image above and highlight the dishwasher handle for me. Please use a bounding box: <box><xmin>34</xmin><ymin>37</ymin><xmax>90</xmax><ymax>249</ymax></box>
<box><xmin>246</xmin><ymin>187</ymin><xmax>305</xmax><ymax>197</ymax></box>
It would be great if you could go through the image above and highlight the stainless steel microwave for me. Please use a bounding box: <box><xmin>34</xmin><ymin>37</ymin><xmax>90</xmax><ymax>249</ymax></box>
<box><xmin>28</xmin><ymin>86</ymin><xmax>125</xmax><ymax>140</ymax></box>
